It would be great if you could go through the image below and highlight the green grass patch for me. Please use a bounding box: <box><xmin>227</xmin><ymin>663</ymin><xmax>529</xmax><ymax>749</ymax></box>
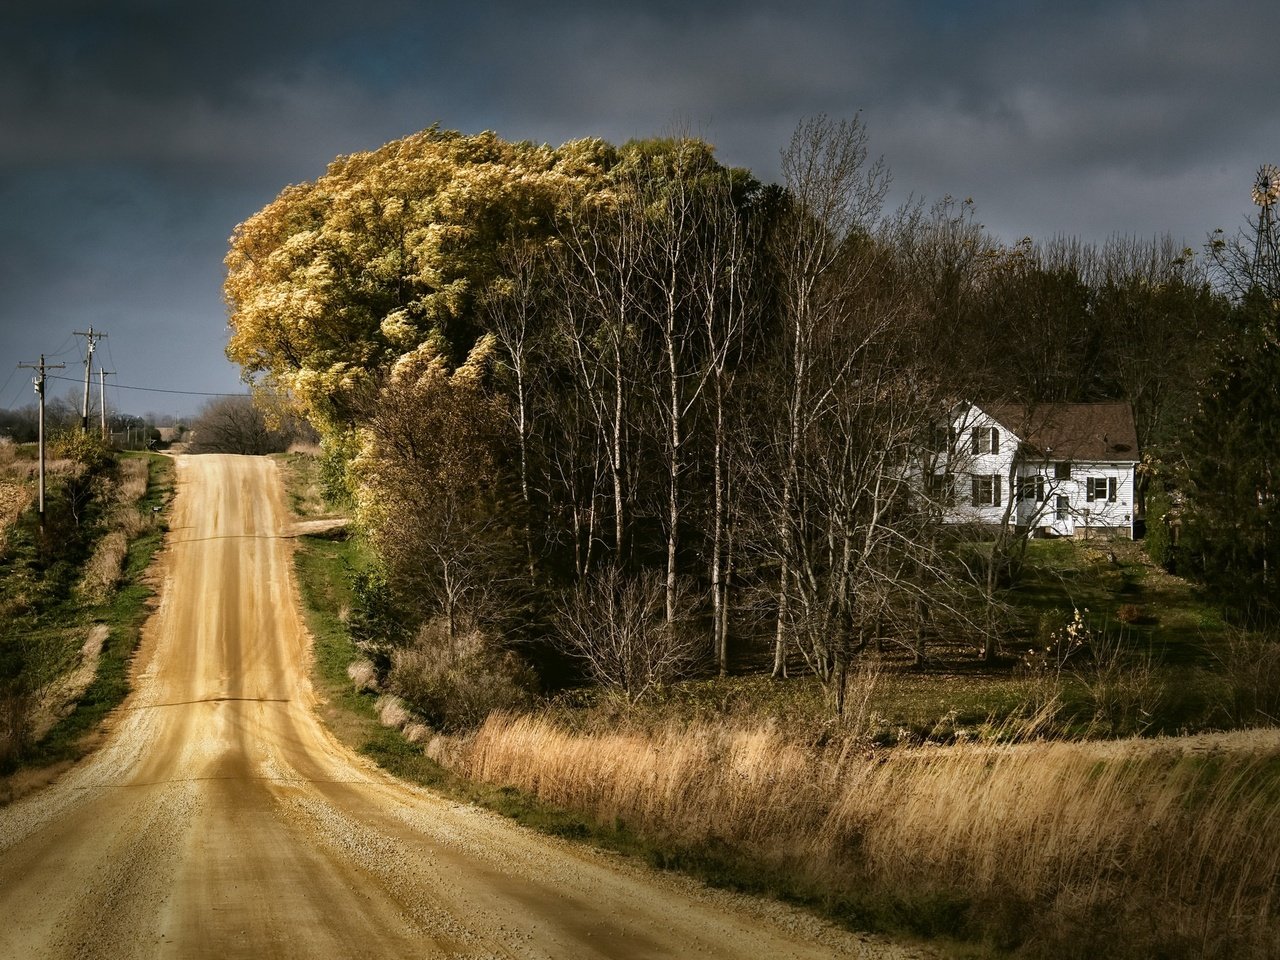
<box><xmin>1013</xmin><ymin>538</ymin><xmax>1227</xmax><ymax>664</ymax></box>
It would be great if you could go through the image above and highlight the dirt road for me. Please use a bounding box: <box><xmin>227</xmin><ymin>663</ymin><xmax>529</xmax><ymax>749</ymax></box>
<box><xmin>0</xmin><ymin>455</ymin><xmax>930</xmax><ymax>960</ymax></box>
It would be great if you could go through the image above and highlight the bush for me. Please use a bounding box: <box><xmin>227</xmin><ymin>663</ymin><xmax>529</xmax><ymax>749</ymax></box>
<box><xmin>1114</xmin><ymin>603</ymin><xmax>1147</xmax><ymax>625</ymax></box>
<box><xmin>1145</xmin><ymin>484</ymin><xmax>1177</xmax><ymax>571</ymax></box>
<box><xmin>1218</xmin><ymin>629</ymin><xmax>1280</xmax><ymax>727</ymax></box>
<box><xmin>347</xmin><ymin>567</ymin><xmax>413</xmax><ymax>675</ymax></box>
<box><xmin>387</xmin><ymin>620</ymin><xmax>535</xmax><ymax>731</ymax></box>
<box><xmin>554</xmin><ymin>565</ymin><xmax>701</xmax><ymax>704</ymax></box>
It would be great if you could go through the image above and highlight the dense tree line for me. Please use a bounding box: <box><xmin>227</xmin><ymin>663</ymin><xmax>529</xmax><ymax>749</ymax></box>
<box><xmin>224</xmin><ymin>121</ymin><xmax>1267</xmax><ymax>709</ymax></box>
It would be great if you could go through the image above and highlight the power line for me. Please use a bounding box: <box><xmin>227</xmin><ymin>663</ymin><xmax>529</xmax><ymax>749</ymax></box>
<box><xmin>0</xmin><ymin>364</ymin><xmax>21</xmax><ymax>407</ymax></box>
<box><xmin>44</xmin><ymin>373</ymin><xmax>247</xmax><ymax>398</ymax></box>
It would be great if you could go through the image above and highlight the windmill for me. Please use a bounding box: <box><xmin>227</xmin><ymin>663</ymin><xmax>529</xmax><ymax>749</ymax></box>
<box><xmin>1250</xmin><ymin>163</ymin><xmax>1280</xmax><ymax>296</ymax></box>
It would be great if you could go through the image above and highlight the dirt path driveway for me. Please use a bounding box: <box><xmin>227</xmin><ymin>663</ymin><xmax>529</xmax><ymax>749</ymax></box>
<box><xmin>0</xmin><ymin>454</ymin><xmax>932</xmax><ymax>960</ymax></box>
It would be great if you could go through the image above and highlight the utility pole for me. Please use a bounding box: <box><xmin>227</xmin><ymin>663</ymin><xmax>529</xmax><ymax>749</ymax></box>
<box><xmin>99</xmin><ymin>369</ymin><xmax>115</xmax><ymax>441</ymax></box>
<box><xmin>74</xmin><ymin>326</ymin><xmax>107</xmax><ymax>433</ymax></box>
<box><xmin>17</xmin><ymin>355</ymin><xmax>66</xmax><ymax>523</ymax></box>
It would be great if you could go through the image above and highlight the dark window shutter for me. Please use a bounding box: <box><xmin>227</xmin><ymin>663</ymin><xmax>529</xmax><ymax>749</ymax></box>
<box><xmin>994</xmin><ymin>475</ymin><xmax>1002</xmax><ymax>506</ymax></box>
<box><xmin>1087</xmin><ymin>479</ymin><xmax>1096</xmax><ymax>502</ymax></box>
<box><xmin>1108</xmin><ymin>477</ymin><xmax>1117</xmax><ymax>502</ymax></box>
<box><xmin>991</xmin><ymin>428</ymin><xmax>999</xmax><ymax>454</ymax></box>
<box><xmin>971</xmin><ymin>428</ymin><xmax>981</xmax><ymax>455</ymax></box>
<box><xmin>1037</xmin><ymin>476</ymin><xmax>1045</xmax><ymax>502</ymax></box>
<box><xmin>971</xmin><ymin>475</ymin><xmax>980</xmax><ymax>506</ymax></box>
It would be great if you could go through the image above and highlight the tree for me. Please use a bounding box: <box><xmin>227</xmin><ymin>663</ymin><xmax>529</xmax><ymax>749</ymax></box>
<box><xmin>225</xmin><ymin>128</ymin><xmax>612</xmax><ymax>435</ymax></box>
<box><xmin>360</xmin><ymin>336</ymin><xmax>520</xmax><ymax>644</ymax></box>
<box><xmin>188</xmin><ymin>396</ymin><xmax>291</xmax><ymax>455</ymax></box>
<box><xmin>761</xmin><ymin>113</ymin><xmax>891</xmax><ymax>681</ymax></box>
<box><xmin>1182</xmin><ymin>295</ymin><xmax>1280</xmax><ymax>625</ymax></box>
<box><xmin>554</xmin><ymin>564</ymin><xmax>699</xmax><ymax>703</ymax></box>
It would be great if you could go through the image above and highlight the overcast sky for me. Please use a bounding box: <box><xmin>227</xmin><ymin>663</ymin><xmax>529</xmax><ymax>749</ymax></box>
<box><xmin>2</xmin><ymin>0</ymin><xmax>1277</xmax><ymax>418</ymax></box>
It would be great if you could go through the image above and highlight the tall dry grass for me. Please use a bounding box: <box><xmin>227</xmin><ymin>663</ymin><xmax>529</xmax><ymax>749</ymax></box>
<box><xmin>77</xmin><ymin>458</ymin><xmax>154</xmax><ymax>602</ymax></box>
<box><xmin>442</xmin><ymin>714</ymin><xmax>1280</xmax><ymax>957</ymax></box>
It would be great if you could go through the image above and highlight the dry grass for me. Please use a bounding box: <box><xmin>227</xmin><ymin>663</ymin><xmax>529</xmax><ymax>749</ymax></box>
<box><xmin>346</xmin><ymin>658</ymin><xmax>377</xmax><ymax>692</ymax></box>
<box><xmin>0</xmin><ymin>442</ymin><xmax>35</xmax><ymax>550</ymax></box>
<box><xmin>443</xmin><ymin>713</ymin><xmax>1280</xmax><ymax>957</ymax></box>
<box><xmin>374</xmin><ymin>693</ymin><xmax>412</xmax><ymax>730</ymax></box>
<box><xmin>114</xmin><ymin>457</ymin><xmax>149</xmax><ymax>504</ymax></box>
<box><xmin>79</xmin><ymin>531</ymin><xmax>128</xmax><ymax>603</ymax></box>
<box><xmin>0</xmin><ymin>482</ymin><xmax>33</xmax><ymax>537</ymax></box>
<box><xmin>77</xmin><ymin>460</ymin><xmax>157</xmax><ymax>602</ymax></box>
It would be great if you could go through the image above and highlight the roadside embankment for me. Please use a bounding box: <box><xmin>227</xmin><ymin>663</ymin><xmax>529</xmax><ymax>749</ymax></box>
<box><xmin>430</xmin><ymin>712</ymin><xmax>1280</xmax><ymax>958</ymax></box>
<box><xmin>0</xmin><ymin>451</ymin><xmax>173</xmax><ymax>795</ymax></box>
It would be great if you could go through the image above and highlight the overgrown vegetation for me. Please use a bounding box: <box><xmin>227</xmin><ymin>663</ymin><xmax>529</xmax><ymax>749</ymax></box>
<box><xmin>288</xmin><ymin>461</ymin><xmax>1279</xmax><ymax>958</ymax></box>
<box><xmin>226</xmin><ymin>120</ymin><xmax>1275</xmax><ymax>716</ymax></box>
<box><xmin>0</xmin><ymin>442</ymin><xmax>172</xmax><ymax>779</ymax></box>
<box><xmin>440</xmin><ymin>713</ymin><xmax>1280</xmax><ymax>959</ymax></box>
<box><xmin>253</xmin><ymin>119</ymin><xmax>1278</xmax><ymax>958</ymax></box>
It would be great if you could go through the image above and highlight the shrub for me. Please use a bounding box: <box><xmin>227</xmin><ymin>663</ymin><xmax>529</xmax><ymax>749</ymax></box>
<box><xmin>1114</xmin><ymin>603</ymin><xmax>1146</xmax><ymax>625</ymax></box>
<box><xmin>346</xmin><ymin>658</ymin><xmax>377</xmax><ymax>692</ymax></box>
<box><xmin>374</xmin><ymin>694</ymin><xmax>412</xmax><ymax>730</ymax></box>
<box><xmin>1218</xmin><ymin>629</ymin><xmax>1280</xmax><ymax>727</ymax></box>
<box><xmin>387</xmin><ymin>620</ymin><xmax>535</xmax><ymax>732</ymax></box>
<box><xmin>347</xmin><ymin>567</ymin><xmax>413</xmax><ymax>675</ymax></box>
<box><xmin>554</xmin><ymin>565</ymin><xmax>701</xmax><ymax>704</ymax></box>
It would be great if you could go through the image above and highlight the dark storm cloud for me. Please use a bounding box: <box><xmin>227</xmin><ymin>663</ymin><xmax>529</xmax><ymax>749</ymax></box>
<box><xmin>2</xmin><ymin>0</ymin><xmax>1278</xmax><ymax>412</ymax></box>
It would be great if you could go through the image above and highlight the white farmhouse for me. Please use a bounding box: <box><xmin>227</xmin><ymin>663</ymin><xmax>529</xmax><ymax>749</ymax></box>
<box><xmin>927</xmin><ymin>401</ymin><xmax>1141</xmax><ymax>539</ymax></box>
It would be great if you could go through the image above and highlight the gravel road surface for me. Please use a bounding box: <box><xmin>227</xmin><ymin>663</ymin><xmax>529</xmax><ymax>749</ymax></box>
<box><xmin>0</xmin><ymin>454</ymin><xmax>932</xmax><ymax>960</ymax></box>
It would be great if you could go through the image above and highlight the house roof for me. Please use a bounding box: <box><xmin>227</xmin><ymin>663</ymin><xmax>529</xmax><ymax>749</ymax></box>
<box><xmin>983</xmin><ymin>402</ymin><xmax>1139</xmax><ymax>463</ymax></box>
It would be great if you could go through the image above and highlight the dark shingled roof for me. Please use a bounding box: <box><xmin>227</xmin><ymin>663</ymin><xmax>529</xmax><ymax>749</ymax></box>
<box><xmin>983</xmin><ymin>402</ymin><xmax>1140</xmax><ymax>463</ymax></box>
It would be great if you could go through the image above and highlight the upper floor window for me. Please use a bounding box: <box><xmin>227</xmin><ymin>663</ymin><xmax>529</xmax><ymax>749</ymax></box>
<box><xmin>1054</xmin><ymin>461</ymin><xmax>1072</xmax><ymax>480</ymax></box>
<box><xmin>970</xmin><ymin>426</ymin><xmax>1000</xmax><ymax>455</ymax></box>
<box><xmin>926</xmin><ymin>471</ymin><xmax>954</xmax><ymax>504</ymax></box>
<box><xmin>930</xmin><ymin>424</ymin><xmax>956</xmax><ymax>452</ymax></box>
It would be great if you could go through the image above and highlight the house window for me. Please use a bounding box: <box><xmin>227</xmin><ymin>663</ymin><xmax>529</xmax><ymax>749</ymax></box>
<box><xmin>1087</xmin><ymin>477</ymin><xmax>1117</xmax><ymax>503</ymax></box>
<box><xmin>970</xmin><ymin>426</ymin><xmax>1000</xmax><ymax>455</ymax></box>
<box><xmin>1018</xmin><ymin>475</ymin><xmax>1046</xmax><ymax>502</ymax></box>
<box><xmin>971</xmin><ymin>474</ymin><xmax>1001</xmax><ymax>507</ymax></box>
<box><xmin>1056</xmin><ymin>495</ymin><xmax>1070</xmax><ymax>521</ymax></box>
<box><xmin>1054</xmin><ymin>461</ymin><xmax>1072</xmax><ymax>480</ymax></box>
<box><xmin>926</xmin><ymin>472</ymin><xmax>953</xmax><ymax>504</ymax></box>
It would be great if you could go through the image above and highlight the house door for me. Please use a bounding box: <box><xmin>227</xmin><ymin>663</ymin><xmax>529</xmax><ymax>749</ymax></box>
<box><xmin>1052</xmin><ymin>495</ymin><xmax>1074</xmax><ymax>537</ymax></box>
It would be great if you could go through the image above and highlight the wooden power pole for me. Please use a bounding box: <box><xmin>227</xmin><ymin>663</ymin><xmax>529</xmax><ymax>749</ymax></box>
<box><xmin>17</xmin><ymin>355</ymin><xmax>66</xmax><ymax>522</ymax></box>
<box><xmin>99</xmin><ymin>369</ymin><xmax>115</xmax><ymax>441</ymax></box>
<box><xmin>74</xmin><ymin>326</ymin><xmax>107</xmax><ymax>433</ymax></box>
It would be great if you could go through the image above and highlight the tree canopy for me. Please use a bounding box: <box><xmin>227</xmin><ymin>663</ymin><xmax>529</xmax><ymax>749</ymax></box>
<box><xmin>223</xmin><ymin>121</ymin><xmax>1243</xmax><ymax>705</ymax></box>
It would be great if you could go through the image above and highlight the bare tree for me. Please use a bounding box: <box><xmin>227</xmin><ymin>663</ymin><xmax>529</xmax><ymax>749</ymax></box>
<box><xmin>189</xmin><ymin>395</ymin><xmax>292</xmax><ymax>455</ymax></box>
<box><xmin>555</xmin><ymin>564</ymin><xmax>700</xmax><ymax>703</ymax></box>
<box><xmin>486</xmin><ymin>236</ymin><xmax>555</xmax><ymax>582</ymax></box>
<box><xmin>765</xmin><ymin>114</ymin><xmax>890</xmax><ymax>679</ymax></box>
<box><xmin>554</xmin><ymin>188</ymin><xmax>646</xmax><ymax>564</ymax></box>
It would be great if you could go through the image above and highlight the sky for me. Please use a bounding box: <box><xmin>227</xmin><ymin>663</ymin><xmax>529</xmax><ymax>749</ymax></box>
<box><xmin>2</xmin><ymin>0</ymin><xmax>1278</xmax><ymax>418</ymax></box>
